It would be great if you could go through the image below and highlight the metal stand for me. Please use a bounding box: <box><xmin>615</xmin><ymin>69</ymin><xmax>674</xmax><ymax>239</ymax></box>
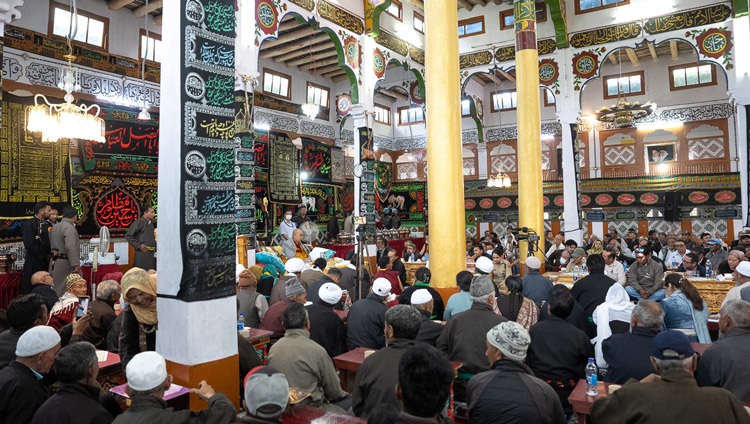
<box><xmin>354</xmin><ymin>226</ymin><xmax>371</xmax><ymax>301</ymax></box>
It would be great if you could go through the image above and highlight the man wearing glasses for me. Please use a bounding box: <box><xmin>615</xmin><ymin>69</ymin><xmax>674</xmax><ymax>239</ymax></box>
<box><xmin>625</xmin><ymin>247</ymin><xmax>666</xmax><ymax>301</ymax></box>
<box><xmin>677</xmin><ymin>252</ymin><xmax>706</xmax><ymax>277</ymax></box>
<box><xmin>665</xmin><ymin>241</ymin><xmax>688</xmax><ymax>269</ymax></box>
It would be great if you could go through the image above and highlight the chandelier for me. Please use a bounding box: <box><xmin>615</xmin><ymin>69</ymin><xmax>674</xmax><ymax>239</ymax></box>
<box><xmin>301</xmin><ymin>102</ymin><xmax>319</xmax><ymax>119</ymax></box>
<box><xmin>487</xmin><ymin>172</ymin><xmax>511</xmax><ymax>188</ymax></box>
<box><xmin>26</xmin><ymin>51</ymin><xmax>105</xmax><ymax>143</ymax></box>
<box><xmin>595</xmin><ymin>96</ymin><xmax>654</xmax><ymax>128</ymax></box>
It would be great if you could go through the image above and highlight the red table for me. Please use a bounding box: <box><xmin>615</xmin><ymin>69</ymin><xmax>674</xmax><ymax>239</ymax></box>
<box><xmin>243</xmin><ymin>328</ymin><xmax>274</xmax><ymax>359</ymax></box>
<box><xmin>0</xmin><ymin>272</ymin><xmax>22</xmax><ymax>309</ymax></box>
<box><xmin>81</xmin><ymin>264</ymin><xmax>121</xmax><ymax>285</ymax></box>
<box><xmin>333</xmin><ymin>347</ymin><xmax>372</xmax><ymax>391</ymax></box>
<box><xmin>282</xmin><ymin>405</ymin><xmax>366</xmax><ymax>423</ymax></box>
<box><xmin>568</xmin><ymin>379</ymin><xmax>614</xmax><ymax>424</ymax></box>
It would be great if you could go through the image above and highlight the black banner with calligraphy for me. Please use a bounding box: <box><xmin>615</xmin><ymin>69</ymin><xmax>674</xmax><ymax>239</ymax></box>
<box><xmin>176</xmin><ymin>0</ymin><xmax>237</xmax><ymax>302</ymax></box>
<box><xmin>301</xmin><ymin>138</ymin><xmax>333</xmax><ymax>184</ymax></box>
<box><xmin>268</xmin><ymin>132</ymin><xmax>301</xmax><ymax>204</ymax></box>
<box><xmin>0</xmin><ymin>93</ymin><xmax>72</xmax><ymax>241</ymax></box>
<box><xmin>300</xmin><ymin>183</ymin><xmax>336</xmax><ymax>224</ymax></box>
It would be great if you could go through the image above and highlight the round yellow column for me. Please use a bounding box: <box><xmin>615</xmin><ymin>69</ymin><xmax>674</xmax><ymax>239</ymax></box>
<box><xmin>515</xmin><ymin>0</ymin><xmax>545</xmax><ymax>263</ymax></box>
<box><xmin>425</xmin><ymin>0</ymin><xmax>465</xmax><ymax>295</ymax></box>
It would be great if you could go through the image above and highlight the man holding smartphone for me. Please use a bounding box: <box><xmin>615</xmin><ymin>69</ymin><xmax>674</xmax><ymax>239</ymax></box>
<box><xmin>48</xmin><ymin>274</ymin><xmax>89</xmax><ymax>331</ymax></box>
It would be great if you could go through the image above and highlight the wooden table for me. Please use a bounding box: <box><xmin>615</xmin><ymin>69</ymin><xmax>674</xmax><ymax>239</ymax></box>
<box><xmin>243</xmin><ymin>328</ymin><xmax>274</xmax><ymax>358</ymax></box>
<box><xmin>281</xmin><ymin>405</ymin><xmax>366</xmax><ymax>423</ymax></box>
<box><xmin>568</xmin><ymin>379</ymin><xmax>614</xmax><ymax>424</ymax></box>
<box><xmin>404</xmin><ymin>261</ymin><xmax>427</xmax><ymax>285</ymax></box>
<box><xmin>333</xmin><ymin>347</ymin><xmax>371</xmax><ymax>392</ymax></box>
<box><xmin>687</xmin><ymin>278</ymin><xmax>735</xmax><ymax>313</ymax></box>
<box><xmin>96</xmin><ymin>350</ymin><xmax>125</xmax><ymax>392</ymax></box>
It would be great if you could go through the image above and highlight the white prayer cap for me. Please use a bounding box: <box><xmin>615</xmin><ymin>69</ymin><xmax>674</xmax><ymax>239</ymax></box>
<box><xmin>410</xmin><ymin>289</ymin><xmax>432</xmax><ymax>306</ymax></box>
<box><xmin>126</xmin><ymin>351</ymin><xmax>168</xmax><ymax>391</ymax></box>
<box><xmin>15</xmin><ymin>325</ymin><xmax>60</xmax><ymax>357</ymax></box>
<box><xmin>372</xmin><ymin>278</ymin><xmax>392</xmax><ymax>297</ymax></box>
<box><xmin>319</xmin><ymin>283</ymin><xmax>343</xmax><ymax>305</ymax></box>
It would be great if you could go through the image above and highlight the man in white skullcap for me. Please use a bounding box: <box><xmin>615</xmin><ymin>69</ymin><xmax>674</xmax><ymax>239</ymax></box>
<box><xmin>307</xmin><ymin>282</ymin><xmax>347</xmax><ymax>357</ymax></box>
<box><xmin>0</xmin><ymin>325</ymin><xmax>60</xmax><ymax>423</ymax></box>
<box><xmin>521</xmin><ymin>256</ymin><xmax>553</xmax><ymax>307</ymax></box>
<box><xmin>466</xmin><ymin>321</ymin><xmax>565</xmax><ymax>424</ymax></box>
<box><xmin>113</xmin><ymin>351</ymin><xmax>236</xmax><ymax>424</ymax></box>
<box><xmin>411</xmin><ymin>288</ymin><xmax>443</xmax><ymax>346</ymax></box>
<box><xmin>347</xmin><ymin>278</ymin><xmax>392</xmax><ymax>350</ymax></box>
<box><xmin>474</xmin><ymin>256</ymin><xmax>494</xmax><ymax>276</ymax></box>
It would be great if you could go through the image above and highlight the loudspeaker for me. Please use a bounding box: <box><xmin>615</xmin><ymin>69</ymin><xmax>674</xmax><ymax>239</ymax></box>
<box><xmin>664</xmin><ymin>191</ymin><xmax>680</xmax><ymax>222</ymax></box>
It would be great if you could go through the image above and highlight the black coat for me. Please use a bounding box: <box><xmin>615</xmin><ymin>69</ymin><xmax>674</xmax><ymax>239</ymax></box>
<box><xmin>31</xmin><ymin>382</ymin><xmax>113</xmax><ymax>424</ymax></box>
<box><xmin>118</xmin><ymin>307</ymin><xmax>155</xmax><ymax>370</ymax></box>
<box><xmin>21</xmin><ymin>216</ymin><xmax>51</xmax><ymax>294</ymax></box>
<box><xmin>602</xmin><ymin>326</ymin><xmax>659</xmax><ymax>384</ymax></box>
<box><xmin>570</xmin><ymin>273</ymin><xmax>616</xmax><ymax>317</ymax></box>
<box><xmin>467</xmin><ymin>359</ymin><xmax>566</xmax><ymax>424</ymax></box>
<box><xmin>30</xmin><ymin>284</ymin><xmax>59</xmax><ymax>312</ymax></box>
<box><xmin>83</xmin><ymin>299</ymin><xmax>117</xmax><ymax>350</ymax></box>
<box><xmin>352</xmin><ymin>338</ymin><xmax>417</xmax><ymax>417</ymax></box>
<box><xmin>0</xmin><ymin>361</ymin><xmax>51</xmax><ymax>424</ymax></box>
<box><xmin>346</xmin><ymin>293</ymin><xmax>387</xmax><ymax>350</ymax></box>
<box><xmin>390</xmin><ymin>259</ymin><xmax>407</xmax><ymax>287</ymax></box>
<box><xmin>307</xmin><ymin>303</ymin><xmax>347</xmax><ymax>358</ymax></box>
<box><xmin>399</xmin><ymin>285</ymin><xmax>446</xmax><ymax>321</ymax></box>
<box><xmin>0</xmin><ymin>329</ymin><xmax>23</xmax><ymax>370</ymax></box>
<box><xmin>111</xmin><ymin>394</ymin><xmax>235</xmax><ymax>424</ymax></box>
<box><xmin>415</xmin><ymin>309</ymin><xmax>444</xmax><ymax>346</ymax></box>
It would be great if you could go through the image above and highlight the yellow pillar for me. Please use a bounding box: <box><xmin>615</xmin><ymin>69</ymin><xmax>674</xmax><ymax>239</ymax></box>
<box><xmin>515</xmin><ymin>0</ymin><xmax>545</xmax><ymax>263</ymax></box>
<box><xmin>425</xmin><ymin>0</ymin><xmax>465</xmax><ymax>296</ymax></box>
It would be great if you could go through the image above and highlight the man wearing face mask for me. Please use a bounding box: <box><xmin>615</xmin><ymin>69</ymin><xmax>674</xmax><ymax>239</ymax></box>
<box><xmin>279</xmin><ymin>209</ymin><xmax>296</xmax><ymax>242</ymax></box>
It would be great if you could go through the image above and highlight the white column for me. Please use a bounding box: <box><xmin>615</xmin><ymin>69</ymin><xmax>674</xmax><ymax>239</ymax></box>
<box><xmin>558</xmin><ymin>110</ymin><xmax>582</xmax><ymax>243</ymax></box>
<box><xmin>477</xmin><ymin>142</ymin><xmax>488</xmax><ymax>180</ymax></box>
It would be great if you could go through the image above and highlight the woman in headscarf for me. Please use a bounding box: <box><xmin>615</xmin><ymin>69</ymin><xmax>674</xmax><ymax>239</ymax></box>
<box><xmin>661</xmin><ymin>273</ymin><xmax>710</xmax><ymax>343</ymax></box>
<box><xmin>591</xmin><ymin>283</ymin><xmax>635</xmax><ymax>369</ymax></box>
<box><xmin>718</xmin><ymin>250</ymin><xmax>746</xmax><ymax>276</ymax></box>
<box><xmin>496</xmin><ymin>276</ymin><xmax>539</xmax><ymax>330</ymax></box>
<box><xmin>587</xmin><ymin>239</ymin><xmax>604</xmax><ymax>256</ymax></box>
<box><xmin>119</xmin><ymin>267</ymin><xmax>157</xmax><ymax>368</ymax></box>
<box><xmin>47</xmin><ymin>273</ymin><xmax>88</xmax><ymax>330</ymax></box>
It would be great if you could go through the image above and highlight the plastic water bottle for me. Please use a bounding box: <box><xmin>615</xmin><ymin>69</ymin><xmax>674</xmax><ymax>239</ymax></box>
<box><xmin>705</xmin><ymin>259</ymin><xmax>712</xmax><ymax>278</ymax></box>
<box><xmin>582</xmin><ymin>264</ymin><xmax>588</xmax><ymax>274</ymax></box>
<box><xmin>586</xmin><ymin>357</ymin><xmax>599</xmax><ymax>396</ymax></box>
<box><xmin>237</xmin><ymin>313</ymin><xmax>245</xmax><ymax>331</ymax></box>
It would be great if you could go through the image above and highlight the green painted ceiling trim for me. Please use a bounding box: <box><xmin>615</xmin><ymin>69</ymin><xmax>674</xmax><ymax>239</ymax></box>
<box><xmin>734</xmin><ymin>0</ymin><xmax>748</xmax><ymax>17</ymax></box>
<box><xmin>365</xmin><ymin>0</ymin><xmax>393</xmax><ymax>37</ymax></box>
<box><xmin>317</xmin><ymin>24</ymin><xmax>360</xmax><ymax>103</ymax></box>
<box><xmin>544</xmin><ymin>0</ymin><xmax>568</xmax><ymax>49</ymax></box>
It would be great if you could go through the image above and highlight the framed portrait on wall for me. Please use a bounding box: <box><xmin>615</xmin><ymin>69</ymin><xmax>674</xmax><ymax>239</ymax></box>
<box><xmin>645</xmin><ymin>143</ymin><xmax>676</xmax><ymax>163</ymax></box>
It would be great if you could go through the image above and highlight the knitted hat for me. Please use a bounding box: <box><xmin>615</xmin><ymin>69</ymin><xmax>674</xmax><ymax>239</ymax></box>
<box><xmin>487</xmin><ymin>321</ymin><xmax>530</xmax><ymax>362</ymax></box>
<box><xmin>243</xmin><ymin>366</ymin><xmax>289</xmax><ymax>419</ymax></box>
<box><xmin>126</xmin><ymin>351</ymin><xmax>168</xmax><ymax>391</ymax></box>
<box><xmin>285</xmin><ymin>278</ymin><xmax>305</xmax><ymax>297</ymax></box>
<box><xmin>319</xmin><ymin>283</ymin><xmax>343</xmax><ymax>305</ymax></box>
<box><xmin>15</xmin><ymin>325</ymin><xmax>60</xmax><ymax>357</ymax></box>
<box><xmin>285</xmin><ymin>258</ymin><xmax>306</xmax><ymax>273</ymax></box>
<box><xmin>65</xmin><ymin>273</ymin><xmax>85</xmax><ymax>289</ymax></box>
<box><xmin>525</xmin><ymin>256</ymin><xmax>541</xmax><ymax>269</ymax></box>
<box><xmin>238</xmin><ymin>269</ymin><xmax>257</xmax><ymax>287</ymax></box>
<box><xmin>475</xmin><ymin>256</ymin><xmax>493</xmax><ymax>274</ymax></box>
<box><xmin>372</xmin><ymin>278</ymin><xmax>392</xmax><ymax>297</ymax></box>
<box><xmin>410</xmin><ymin>289</ymin><xmax>432</xmax><ymax>305</ymax></box>
<box><xmin>470</xmin><ymin>275</ymin><xmax>494</xmax><ymax>298</ymax></box>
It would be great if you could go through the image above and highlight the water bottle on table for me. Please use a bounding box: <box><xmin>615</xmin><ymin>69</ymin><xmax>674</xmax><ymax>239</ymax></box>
<box><xmin>237</xmin><ymin>312</ymin><xmax>245</xmax><ymax>330</ymax></box>
<box><xmin>705</xmin><ymin>259</ymin><xmax>712</xmax><ymax>278</ymax></box>
<box><xmin>585</xmin><ymin>357</ymin><xmax>599</xmax><ymax>396</ymax></box>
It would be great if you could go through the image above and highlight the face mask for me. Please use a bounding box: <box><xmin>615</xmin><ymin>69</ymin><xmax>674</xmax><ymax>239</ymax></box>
<box><xmin>560</xmin><ymin>258</ymin><xmax>568</xmax><ymax>265</ymax></box>
<box><xmin>285</xmin><ymin>215</ymin><xmax>292</xmax><ymax>221</ymax></box>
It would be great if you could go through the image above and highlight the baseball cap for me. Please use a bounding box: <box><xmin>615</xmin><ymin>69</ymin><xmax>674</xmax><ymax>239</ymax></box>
<box><xmin>706</xmin><ymin>238</ymin><xmax>722</xmax><ymax>245</ymax></box>
<box><xmin>651</xmin><ymin>330</ymin><xmax>695</xmax><ymax>360</ymax></box>
<box><xmin>372</xmin><ymin>278</ymin><xmax>392</xmax><ymax>297</ymax></box>
<box><xmin>243</xmin><ymin>366</ymin><xmax>289</xmax><ymax>419</ymax></box>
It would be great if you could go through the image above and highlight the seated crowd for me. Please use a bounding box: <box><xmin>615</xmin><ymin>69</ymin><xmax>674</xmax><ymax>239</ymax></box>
<box><xmin>1</xmin><ymin>226</ymin><xmax>750</xmax><ymax>424</ymax></box>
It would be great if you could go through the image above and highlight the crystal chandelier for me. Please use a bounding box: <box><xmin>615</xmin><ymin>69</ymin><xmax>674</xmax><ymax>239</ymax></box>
<box><xmin>26</xmin><ymin>50</ymin><xmax>105</xmax><ymax>143</ymax></box>
<box><xmin>595</xmin><ymin>96</ymin><xmax>654</xmax><ymax>128</ymax></box>
<box><xmin>301</xmin><ymin>102</ymin><xmax>319</xmax><ymax>119</ymax></box>
<box><xmin>487</xmin><ymin>172</ymin><xmax>511</xmax><ymax>188</ymax></box>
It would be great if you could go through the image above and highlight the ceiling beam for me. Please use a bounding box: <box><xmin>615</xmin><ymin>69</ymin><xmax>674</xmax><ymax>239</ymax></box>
<box><xmin>471</xmin><ymin>0</ymin><xmax>488</xmax><ymax>6</ymax></box>
<box><xmin>378</xmin><ymin>88</ymin><xmax>409</xmax><ymax>101</ymax></box>
<box><xmin>332</xmin><ymin>74</ymin><xmax>350</xmax><ymax>83</ymax></box>
<box><xmin>608</xmin><ymin>54</ymin><xmax>618</xmax><ymax>66</ymax></box>
<box><xmin>497</xmin><ymin>69</ymin><xmax>515</xmax><ymax>83</ymax></box>
<box><xmin>259</xmin><ymin>33</ymin><xmax>329</xmax><ymax>58</ymax></box>
<box><xmin>647</xmin><ymin>43</ymin><xmax>658</xmax><ymax>61</ymax></box>
<box><xmin>298</xmin><ymin>56</ymin><xmax>340</xmax><ymax>70</ymax></box>
<box><xmin>262</xmin><ymin>26</ymin><xmax>319</xmax><ymax>47</ymax></box>
<box><xmin>375</xmin><ymin>93</ymin><xmax>397</xmax><ymax>103</ymax></box>
<box><xmin>107</xmin><ymin>0</ymin><xmax>133</xmax><ymax>10</ymax></box>
<box><xmin>625</xmin><ymin>48</ymin><xmax>639</xmax><ymax>66</ymax></box>
<box><xmin>473</xmin><ymin>76</ymin><xmax>488</xmax><ymax>86</ymax></box>
<box><xmin>286</xmin><ymin>50</ymin><xmax>337</xmax><ymax>71</ymax></box>
<box><xmin>670</xmin><ymin>40</ymin><xmax>679</xmax><ymax>60</ymax></box>
<box><xmin>485</xmin><ymin>72</ymin><xmax>502</xmax><ymax>84</ymax></box>
<box><xmin>153</xmin><ymin>15</ymin><xmax>162</xmax><ymax>26</ymax></box>
<box><xmin>133</xmin><ymin>0</ymin><xmax>163</xmax><ymax>17</ymax></box>
<box><xmin>311</xmin><ymin>64</ymin><xmax>343</xmax><ymax>75</ymax></box>
<box><xmin>458</xmin><ymin>0</ymin><xmax>473</xmax><ymax>11</ymax></box>
<box><xmin>324</xmin><ymin>69</ymin><xmax>347</xmax><ymax>79</ymax></box>
<box><xmin>273</xmin><ymin>42</ymin><xmax>332</xmax><ymax>62</ymax></box>
<box><xmin>279</xmin><ymin>17</ymin><xmax>305</xmax><ymax>32</ymax></box>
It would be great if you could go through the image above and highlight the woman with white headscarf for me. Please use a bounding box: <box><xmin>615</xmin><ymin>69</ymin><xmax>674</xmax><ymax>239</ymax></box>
<box><xmin>591</xmin><ymin>283</ymin><xmax>635</xmax><ymax>369</ymax></box>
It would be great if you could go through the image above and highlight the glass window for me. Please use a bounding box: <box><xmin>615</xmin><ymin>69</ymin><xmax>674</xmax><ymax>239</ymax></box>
<box><xmin>414</xmin><ymin>12</ymin><xmax>424</xmax><ymax>33</ymax></box>
<box><xmin>263</xmin><ymin>69</ymin><xmax>291</xmax><ymax>99</ymax></box>
<box><xmin>603</xmin><ymin>71</ymin><xmax>644</xmax><ymax>99</ymax></box>
<box><xmin>306</xmin><ymin>83</ymin><xmax>329</xmax><ymax>108</ymax></box>
<box><xmin>51</xmin><ymin>2</ymin><xmax>109</xmax><ymax>49</ymax></box>
<box><xmin>458</xmin><ymin>17</ymin><xmax>484</xmax><ymax>38</ymax></box>
<box><xmin>398</xmin><ymin>106</ymin><xmax>425</xmax><ymax>125</ymax></box>
<box><xmin>491</xmin><ymin>90</ymin><xmax>517</xmax><ymax>112</ymax></box>
<box><xmin>374</xmin><ymin>104</ymin><xmax>391</xmax><ymax>125</ymax></box>
<box><xmin>140</xmin><ymin>32</ymin><xmax>162</xmax><ymax>62</ymax></box>
<box><xmin>577</xmin><ymin>0</ymin><xmax>628</xmax><ymax>13</ymax></box>
<box><xmin>461</xmin><ymin>99</ymin><xmax>471</xmax><ymax>117</ymax></box>
<box><xmin>386</xmin><ymin>0</ymin><xmax>402</xmax><ymax>20</ymax></box>
<box><xmin>669</xmin><ymin>63</ymin><xmax>716</xmax><ymax>91</ymax></box>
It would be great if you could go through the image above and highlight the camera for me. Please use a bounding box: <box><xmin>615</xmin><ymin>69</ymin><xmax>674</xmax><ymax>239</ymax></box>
<box><xmin>512</xmin><ymin>227</ymin><xmax>539</xmax><ymax>242</ymax></box>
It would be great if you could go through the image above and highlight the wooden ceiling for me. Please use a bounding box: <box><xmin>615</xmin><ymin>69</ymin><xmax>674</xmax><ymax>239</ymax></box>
<box><xmin>457</xmin><ymin>0</ymin><xmax>510</xmax><ymax>11</ymax></box>
<box><xmin>468</xmin><ymin>68</ymin><xmax>517</xmax><ymax>87</ymax></box>
<box><xmin>604</xmin><ymin>39</ymin><xmax>695</xmax><ymax>67</ymax></box>
<box><xmin>104</xmin><ymin>0</ymin><xmax>164</xmax><ymax>24</ymax></box>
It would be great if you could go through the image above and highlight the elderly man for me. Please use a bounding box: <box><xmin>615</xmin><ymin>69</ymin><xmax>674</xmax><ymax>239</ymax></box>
<box><xmin>659</xmin><ymin>236</ymin><xmax>678</xmax><ymax>262</ymax></box>
<box><xmin>696</xmin><ymin>299</ymin><xmax>750</xmax><ymax>402</ymax></box>
<box><xmin>269</xmin><ymin>257</ymin><xmax>306</xmax><ymax>305</ymax></box>
<box><xmin>0</xmin><ymin>325</ymin><xmax>61</xmax><ymax>423</ymax></box>
<box><xmin>352</xmin><ymin>305</ymin><xmax>421</xmax><ymax>417</ymax></box>
<box><xmin>410</xmin><ymin>289</ymin><xmax>443</xmax><ymax>345</ymax></box>
<box><xmin>21</xmin><ymin>202</ymin><xmax>52</xmax><ymax>295</ymax></box>
<box><xmin>346</xmin><ymin>278</ymin><xmax>392</xmax><ymax>350</ymax></box>
<box><xmin>49</xmin><ymin>206</ymin><xmax>81</xmax><ymax>295</ymax></box>
<box><xmin>625</xmin><ymin>246</ymin><xmax>665</xmax><ymax>301</ymax></box>
<box><xmin>704</xmin><ymin>238</ymin><xmax>727</xmax><ymax>273</ymax></box>
<box><xmin>591</xmin><ymin>331</ymin><xmax>750</xmax><ymax>424</ymax></box>
<box><xmin>81</xmin><ymin>279</ymin><xmax>120</xmax><ymax>350</ymax></box>
<box><xmin>676</xmin><ymin>252</ymin><xmax>706</xmax><ymax>277</ymax></box>
<box><xmin>603</xmin><ymin>248</ymin><xmax>627</xmax><ymax>285</ymax></box>
<box><xmin>721</xmin><ymin>262</ymin><xmax>750</xmax><ymax>305</ymax></box>
<box><xmin>521</xmin><ymin>256</ymin><xmax>553</xmax><ymax>307</ymax></box>
<box><xmin>237</xmin><ymin>268</ymin><xmax>268</xmax><ymax>329</ymax></box>
<box><xmin>467</xmin><ymin>321</ymin><xmax>565</xmax><ymax>424</ymax></box>
<box><xmin>666</xmin><ymin>239</ymin><xmax>688</xmax><ymax>268</ymax></box>
<box><xmin>0</xmin><ymin>294</ymin><xmax>48</xmax><ymax>369</ymax></box>
<box><xmin>260</xmin><ymin>277</ymin><xmax>307</xmax><ymax>340</ymax></box>
<box><xmin>307</xmin><ymin>283</ymin><xmax>347</xmax><ymax>358</ymax></box>
<box><xmin>31</xmin><ymin>341</ymin><xmax>113</xmax><ymax>424</ymax></box>
<box><xmin>437</xmin><ymin>275</ymin><xmax>506</xmax><ymax>402</ymax></box>
<box><xmin>47</xmin><ymin>273</ymin><xmax>88</xmax><ymax>331</ymax></box>
<box><xmin>602</xmin><ymin>300</ymin><xmax>664</xmax><ymax>383</ymax></box>
<box><xmin>281</xmin><ymin>229</ymin><xmax>309</xmax><ymax>261</ymax></box>
<box><xmin>124</xmin><ymin>206</ymin><xmax>156</xmax><ymax>271</ymax></box>
<box><xmin>300</xmin><ymin>258</ymin><xmax>327</xmax><ymax>287</ymax></box>
<box><xmin>239</xmin><ymin>366</ymin><xmax>289</xmax><ymax>423</ymax></box>
<box><xmin>527</xmin><ymin>286</ymin><xmax>593</xmax><ymax>415</ymax></box>
<box><xmin>30</xmin><ymin>271</ymin><xmax>58</xmax><ymax>312</ymax></box>
<box><xmin>400</xmin><ymin>267</ymin><xmax>445</xmax><ymax>320</ymax></box>
<box><xmin>571</xmin><ymin>254</ymin><xmax>616</xmax><ymax>317</ymax></box>
<box><xmin>564</xmin><ymin>247</ymin><xmax>587</xmax><ymax>272</ymax></box>
<box><xmin>113</xmin><ymin>351</ymin><xmax>235</xmax><ymax>423</ymax></box>
<box><xmin>267</xmin><ymin>303</ymin><xmax>350</xmax><ymax>412</ymax></box>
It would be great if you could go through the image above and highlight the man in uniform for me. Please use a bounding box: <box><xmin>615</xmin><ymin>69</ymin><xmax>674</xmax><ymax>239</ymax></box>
<box><xmin>49</xmin><ymin>206</ymin><xmax>81</xmax><ymax>296</ymax></box>
<box><xmin>21</xmin><ymin>202</ymin><xmax>52</xmax><ymax>294</ymax></box>
<box><xmin>125</xmin><ymin>206</ymin><xmax>156</xmax><ymax>270</ymax></box>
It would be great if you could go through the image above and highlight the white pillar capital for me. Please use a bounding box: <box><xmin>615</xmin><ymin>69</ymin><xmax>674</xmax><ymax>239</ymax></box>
<box><xmin>556</xmin><ymin>109</ymin><xmax>581</xmax><ymax>125</ymax></box>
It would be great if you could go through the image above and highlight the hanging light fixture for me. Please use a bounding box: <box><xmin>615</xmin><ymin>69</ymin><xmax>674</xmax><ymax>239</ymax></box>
<box><xmin>302</xmin><ymin>33</ymin><xmax>319</xmax><ymax>119</ymax></box>
<box><xmin>26</xmin><ymin>0</ymin><xmax>105</xmax><ymax>143</ymax></box>
<box><xmin>137</xmin><ymin>0</ymin><xmax>152</xmax><ymax>121</ymax></box>
<box><xmin>486</xmin><ymin>63</ymin><xmax>511</xmax><ymax>189</ymax></box>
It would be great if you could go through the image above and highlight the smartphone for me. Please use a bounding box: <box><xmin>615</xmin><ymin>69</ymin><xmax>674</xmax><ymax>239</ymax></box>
<box><xmin>76</xmin><ymin>297</ymin><xmax>90</xmax><ymax>318</ymax></box>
